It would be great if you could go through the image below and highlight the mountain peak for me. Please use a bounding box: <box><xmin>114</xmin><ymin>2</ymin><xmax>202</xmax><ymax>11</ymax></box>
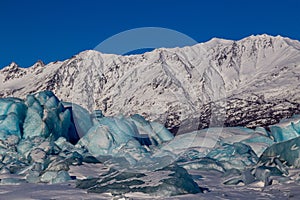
<box><xmin>245</xmin><ymin>34</ymin><xmax>282</xmax><ymax>40</ymax></box>
<box><xmin>33</xmin><ymin>60</ymin><xmax>45</xmax><ymax>68</ymax></box>
<box><xmin>241</xmin><ymin>34</ymin><xmax>300</xmax><ymax>50</ymax></box>
<box><xmin>0</xmin><ymin>62</ymin><xmax>27</xmax><ymax>82</ymax></box>
<box><xmin>78</xmin><ymin>50</ymin><xmax>107</xmax><ymax>57</ymax></box>
<box><xmin>241</xmin><ymin>34</ymin><xmax>300</xmax><ymax>44</ymax></box>
<box><xmin>8</xmin><ymin>61</ymin><xmax>20</xmax><ymax>68</ymax></box>
<box><xmin>1</xmin><ymin>62</ymin><xmax>20</xmax><ymax>72</ymax></box>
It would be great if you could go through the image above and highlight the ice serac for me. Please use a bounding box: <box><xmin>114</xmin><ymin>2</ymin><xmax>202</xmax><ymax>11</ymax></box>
<box><xmin>76</xmin><ymin>114</ymin><xmax>174</xmax><ymax>166</ymax></box>
<box><xmin>269</xmin><ymin>115</ymin><xmax>300</xmax><ymax>142</ymax></box>
<box><xmin>129</xmin><ymin>114</ymin><xmax>174</xmax><ymax>145</ymax></box>
<box><xmin>0</xmin><ymin>98</ymin><xmax>27</xmax><ymax>139</ymax></box>
<box><xmin>63</xmin><ymin>102</ymin><xmax>93</xmax><ymax>138</ymax></box>
<box><xmin>206</xmin><ymin>142</ymin><xmax>258</xmax><ymax>171</ymax></box>
<box><xmin>23</xmin><ymin>91</ymin><xmax>79</xmax><ymax>143</ymax></box>
<box><xmin>150</xmin><ymin>121</ymin><xmax>174</xmax><ymax>143</ymax></box>
<box><xmin>260</xmin><ymin>136</ymin><xmax>300</xmax><ymax>168</ymax></box>
<box><xmin>161</xmin><ymin>127</ymin><xmax>273</xmax><ymax>171</ymax></box>
<box><xmin>223</xmin><ymin>123</ymin><xmax>300</xmax><ymax>186</ymax></box>
<box><xmin>232</xmin><ymin>136</ymin><xmax>300</xmax><ymax>186</ymax></box>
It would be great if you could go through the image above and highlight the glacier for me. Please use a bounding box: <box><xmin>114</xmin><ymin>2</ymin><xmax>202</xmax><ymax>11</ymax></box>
<box><xmin>0</xmin><ymin>91</ymin><xmax>300</xmax><ymax>197</ymax></box>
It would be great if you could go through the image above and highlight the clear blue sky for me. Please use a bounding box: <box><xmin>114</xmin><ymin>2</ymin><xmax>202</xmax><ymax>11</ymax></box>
<box><xmin>0</xmin><ymin>0</ymin><xmax>299</xmax><ymax>68</ymax></box>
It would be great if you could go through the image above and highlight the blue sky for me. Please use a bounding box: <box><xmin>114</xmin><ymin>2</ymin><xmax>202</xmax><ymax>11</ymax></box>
<box><xmin>0</xmin><ymin>0</ymin><xmax>299</xmax><ymax>68</ymax></box>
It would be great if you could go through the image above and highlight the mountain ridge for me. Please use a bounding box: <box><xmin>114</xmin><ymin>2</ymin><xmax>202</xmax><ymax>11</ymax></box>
<box><xmin>1</xmin><ymin>34</ymin><xmax>300</xmax><ymax>133</ymax></box>
<box><xmin>3</xmin><ymin>34</ymin><xmax>300</xmax><ymax>69</ymax></box>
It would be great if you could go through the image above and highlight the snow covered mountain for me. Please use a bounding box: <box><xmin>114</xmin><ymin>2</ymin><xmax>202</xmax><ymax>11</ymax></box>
<box><xmin>1</xmin><ymin>34</ymin><xmax>300</xmax><ymax>132</ymax></box>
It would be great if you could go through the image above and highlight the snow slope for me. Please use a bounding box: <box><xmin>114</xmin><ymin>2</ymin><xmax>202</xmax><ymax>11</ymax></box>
<box><xmin>1</xmin><ymin>34</ymin><xmax>300</xmax><ymax>132</ymax></box>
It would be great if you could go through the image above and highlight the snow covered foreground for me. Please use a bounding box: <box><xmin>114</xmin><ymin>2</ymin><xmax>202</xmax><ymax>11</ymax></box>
<box><xmin>0</xmin><ymin>91</ymin><xmax>300</xmax><ymax>199</ymax></box>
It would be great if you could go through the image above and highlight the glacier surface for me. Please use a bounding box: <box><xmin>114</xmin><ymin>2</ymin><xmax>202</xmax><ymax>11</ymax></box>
<box><xmin>0</xmin><ymin>91</ymin><xmax>300</xmax><ymax>197</ymax></box>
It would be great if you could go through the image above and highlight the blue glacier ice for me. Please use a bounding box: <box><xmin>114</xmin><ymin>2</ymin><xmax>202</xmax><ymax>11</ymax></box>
<box><xmin>1</xmin><ymin>90</ymin><xmax>300</xmax><ymax>196</ymax></box>
<box><xmin>269</xmin><ymin>115</ymin><xmax>300</xmax><ymax>142</ymax></box>
<box><xmin>0</xmin><ymin>98</ymin><xmax>27</xmax><ymax>139</ymax></box>
<box><xmin>224</xmin><ymin>135</ymin><xmax>300</xmax><ymax>186</ymax></box>
<box><xmin>23</xmin><ymin>91</ymin><xmax>78</xmax><ymax>143</ymax></box>
<box><xmin>23</xmin><ymin>107</ymin><xmax>50</xmax><ymax>138</ymax></box>
<box><xmin>260</xmin><ymin>136</ymin><xmax>300</xmax><ymax>168</ymax></box>
<box><xmin>63</xmin><ymin>102</ymin><xmax>93</xmax><ymax>138</ymax></box>
<box><xmin>130</xmin><ymin>114</ymin><xmax>174</xmax><ymax>145</ymax></box>
<box><xmin>150</xmin><ymin>121</ymin><xmax>174</xmax><ymax>143</ymax></box>
<box><xmin>239</xmin><ymin>131</ymin><xmax>274</xmax><ymax>157</ymax></box>
<box><xmin>77</xmin><ymin>114</ymin><xmax>174</xmax><ymax>160</ymax></box>
<box><xmin>75</xmin><ymin>114</ymin><xmax>177</xmax><ymax>171</ymax></box>
<box><xmin>206</xmin><ymin>142</ymin><xmax>258</xmax><ymax>170</ymax></box>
